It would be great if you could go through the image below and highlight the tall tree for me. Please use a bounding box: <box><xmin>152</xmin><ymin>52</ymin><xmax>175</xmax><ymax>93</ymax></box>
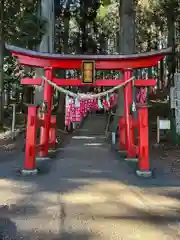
<box><xmin>0</xmin><ymin>0</ymin><xmax>4</xmax><ymax>126</ymax></box>
<box><xmin>34</xmin><ymin>0</ymin><xmax>55</xmax><ymax>105</ymax></box>
<box><xmin>111</xmin><ymin>0</ymin><xmax>137</xmax><ymax>131</ymax></box>
<box><xmin>149</xmin><ymin>0</ymin><xmax>180</xmax><ymax>87</ymax></box>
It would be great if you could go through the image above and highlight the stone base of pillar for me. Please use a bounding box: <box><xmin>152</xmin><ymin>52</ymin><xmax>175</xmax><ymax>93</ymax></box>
<box><xmin>136</xmin><ymin>169</ymin><xmax>152</xmax><ymax>177</ymax></box>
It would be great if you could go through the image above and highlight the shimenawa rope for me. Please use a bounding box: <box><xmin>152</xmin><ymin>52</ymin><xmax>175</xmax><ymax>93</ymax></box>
<box><xmin>42</xmin><ymin>76</ymin><xmax>135</xmax><ymax>99</ymax></box>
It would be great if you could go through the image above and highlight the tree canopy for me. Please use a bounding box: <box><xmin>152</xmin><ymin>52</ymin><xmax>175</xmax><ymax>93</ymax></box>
<box><xmin>0</xmin><ymin>0</ymin><xmax>180</xmax><ymax>124</ymax></box>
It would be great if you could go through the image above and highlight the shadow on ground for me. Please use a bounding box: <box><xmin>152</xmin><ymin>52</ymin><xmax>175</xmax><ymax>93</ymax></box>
<box><xmin>0</xmin><ymin>114</ymin><xmax>180</xmax><ymax>238</ymax></box>
<box><xmin>0</xmin><ymin>219</ymin><xmax>96</xmax><ymax>240</ymax></box>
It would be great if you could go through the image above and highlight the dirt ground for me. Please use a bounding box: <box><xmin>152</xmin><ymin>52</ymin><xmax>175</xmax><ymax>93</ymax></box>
<box><xmin>0</xmin><ymin>115</ymin><xmax>180</xmax><ymax>239</ymax></box>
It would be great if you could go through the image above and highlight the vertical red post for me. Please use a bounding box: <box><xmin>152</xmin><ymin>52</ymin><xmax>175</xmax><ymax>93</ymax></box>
<box><xmin>22</xmin><ymin>105</ymin><xmax>38</xmax><ymax>175</ymax></box>
<box><xmin>136</xmin><ymin>105</ymin><xmax>152</xmax><ymax>177</ymax></box>
<box><xmin>49</xmin><ymin>115</ymin><xmax>56</xmax><ymax>150</ymax></box>
<box><xmin>119</xmin><ymin>117</ymin><xmax>126</xmax><ymax>150</ymax></box>
<box><xmin>124</xmin><ymin>69</ymin><xmax>135</xmax><ymax>158</ymax></box>
<box><xmin>39</xmin><ymin>67</ymin><xmax>54</xmax><ymax>157</ymax></box>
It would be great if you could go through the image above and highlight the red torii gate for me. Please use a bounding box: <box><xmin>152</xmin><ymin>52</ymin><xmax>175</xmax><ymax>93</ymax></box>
<box><xmin>6</xmin><ymin>44</ymin><xmax>171</xmax><ymax>177</ymax></box>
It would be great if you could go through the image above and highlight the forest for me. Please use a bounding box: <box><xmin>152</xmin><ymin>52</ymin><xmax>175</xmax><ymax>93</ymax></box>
<box><xmin>0</xmin><ymin>0</ymin><xmax>180</xmax><ymax>132</ymax></box>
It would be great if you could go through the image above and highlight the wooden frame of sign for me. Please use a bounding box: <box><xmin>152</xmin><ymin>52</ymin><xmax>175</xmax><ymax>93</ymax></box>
<box><xmin>156</xmin><ymin>116</ymin><xmax>171</xmax><ymax>144</ymax></box>
<box><xmin>81</xmin><ymin>60</ymin><xmax>95</xmax><ymax>84</ymax></box>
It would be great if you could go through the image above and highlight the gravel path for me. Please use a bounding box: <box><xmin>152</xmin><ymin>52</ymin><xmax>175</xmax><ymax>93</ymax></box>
<box><xmin>0</xmin><ymin>114</ymin><xmax>180</xmax><ymax>239</ymax></box>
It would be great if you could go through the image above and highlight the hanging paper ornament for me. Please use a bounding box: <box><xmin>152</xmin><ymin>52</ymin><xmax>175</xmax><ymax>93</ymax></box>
<box><xmin>106</xmin><ymin>94</ymin><xmax>110</xmax><ymax>107</ymax></box>
<box><xmin>93</xmin><ymin>98</ymin><xmax>98</xmax><ymax>110</ymax></box>
<box><xmin>101</xmin><ymin>94</ymin><xmax>107</xmax><ymax>111</ymax></box>
<box><xmin>69</xmin><ymin>97</ymin><xmax>74</xmax><ymax>123</ymax></box>
<box><xmin>75</xmin><ymin>97</ymin><xmax>80</xmax><ymax>107</ymax></box>
<box><xmin>132</xmin><ymin>101</ymin><xmax>136</xmax><ymax>112</ymax></box>
<box><xmin>72</xmin><ymin>97</ymin><xmax>81</xmax><ymax>123</ymax></box>
<box><xmin>136</xmin><ymin>87</ymin><xmax>147</xmax><ymax>104</ymax></box>
<box><xmin>65</xmin><ymin>94</ymin><xmax>71</xmax><ymax>126</ymax></box>
<box><xmin>87</xmin><ymin>97</ymin><xmax>92</xmax><ymax>111</ymax></box>
<box><xmin>65</xmin><ymin>94</ymin><xmax>69</xmax><ymax>105</ymax></box>
<box><xmin>84</xmin><ymin>99</ymin><xmax>88</xmax><ymax>115</ymax></box>
<box><xmin>98</xmin><ymin>98</ymin><xmax>103</xmax><ymax>109</ymax></box>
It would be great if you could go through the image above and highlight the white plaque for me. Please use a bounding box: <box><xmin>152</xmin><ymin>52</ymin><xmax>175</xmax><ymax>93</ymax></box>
<box><xmin>159</xmin><ymin>120</ymin><xmax>171</xmax><ymax>130</ymax></box>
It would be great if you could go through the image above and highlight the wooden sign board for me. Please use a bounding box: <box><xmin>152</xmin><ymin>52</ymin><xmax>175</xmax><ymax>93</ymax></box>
<box><xmin>81</xmin><ymin>61</ymin><xmax>95</xmax><ymax>84</ymax></box>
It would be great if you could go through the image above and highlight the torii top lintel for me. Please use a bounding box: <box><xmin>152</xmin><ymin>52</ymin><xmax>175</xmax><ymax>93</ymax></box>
<box><xmin>6</xmin><ymin>44</ymin><xmax>172</xmax><ymax>70</ymax></box>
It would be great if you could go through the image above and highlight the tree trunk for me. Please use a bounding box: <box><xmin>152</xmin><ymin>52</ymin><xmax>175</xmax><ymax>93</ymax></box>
<box><xmin>167</xmin><ymin>15</ymin><xmax>176</xmax><ymax>87</ymax></box>
<box><xmin>56</xmin><ymin>10</ymin><xmax>70</xmax><ymax>130</ymax></box>
<box><xmin>0</xmin><ymin>0</ymin><xmax>4</xmax><ymax>126</ymax></box>
<box><xmin>111</xmin><ymin>0</ymin><xmax>136</xmax><ymax>131</ymax></box>
<box><xmin>119</xmin><ymin>0</ymin><xmax>136</xmax><ymax>54</ymax></box>
<box><xmin>34</xmin><ymin>0</ymin><xmax>55</xmax><ymax>105</ymax></box>
<box><xmin>80</xmin><ymin>0</ymin><xmax>88</xmax><ymax>53</ymax></box>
